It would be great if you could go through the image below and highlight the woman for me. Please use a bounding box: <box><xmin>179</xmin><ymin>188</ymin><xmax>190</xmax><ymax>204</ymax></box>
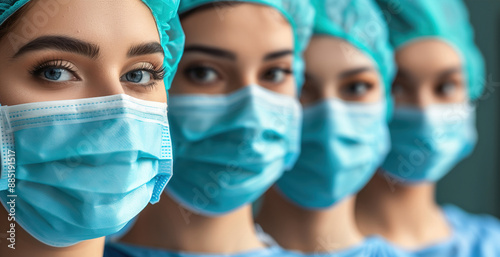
<box><xmin>0</xmin><ymin>0</ymin><xmax>183</xmax><ymax>256</ymax></box>
<box><xmin>256</xmin><ymin>0</ymin><xmax>403</xmax><ymax>256</ymax></box>
<box><xmin>356</xmin><ymin>0</ymin><xmax>500</xmax><ymax>256</ymax></box>
<box><xmin>104</xmin><ymin>0</ymin><xmax>314</xmax><ymax>256</ymax></box>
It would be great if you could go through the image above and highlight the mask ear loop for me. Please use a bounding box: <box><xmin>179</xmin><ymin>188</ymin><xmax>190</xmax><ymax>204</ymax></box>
<box><xmin>1</xmin><ymin>106</ymin><xmax>13</xmax><ymax>133</ymax></box>
<box><xmin>0</xmin><ymin>105</ymin><xmax>15</xmax><ymax>191</ymax></box>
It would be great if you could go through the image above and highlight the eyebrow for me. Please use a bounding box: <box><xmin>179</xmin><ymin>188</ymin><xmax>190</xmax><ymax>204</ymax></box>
<box><xmin>397</xmin><ymin>66</ymin><xmax>462</xmax><ymax>83</ymax></box>
<box><xmin>184</xmin><ymin>45</ymin><xmax>236</xmax><ymax>60</ymax></box>
<box><xmin>263</xmin><ymin>50</ymin><xmax>293</xmax><ymax>61</ymax></box>
<box><xmin>184</xmin><ymin>45</ymin><xmax>293</xmax><ymax>62</ymax></box>
<box><xmin>339</xmin><ymin>67</ymin><xmax>374</xmax><ymax>79</ymax></box>
<box><xmin>437</xmin><ymin>66</ymin><xmax>462</xmax><ymax>80</ymax></box>
<box><xmin>13</xmin><ymin>36</ymin><xmax>100</xmax><ymax>59</ymax></box>
<box><xmin>128</xmin><ymin>42</ymin><xmax>164</xmax><ymax>57</ymax></box>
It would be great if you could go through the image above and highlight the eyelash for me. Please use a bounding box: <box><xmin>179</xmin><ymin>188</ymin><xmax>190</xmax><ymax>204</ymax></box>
<box><xmin>30</xmin><ymin>59</ymin><xmax>78</xmax><ymax>80</ymax></box>
<box><xmin>133</xmin><ymin>63</ymin><xmax>166</xmax><ymax>81</ymax></box>
<box><xmin>29</xmin><ymin>60</ymin><xmax>166</xmax><ymax>87</ymax></box>
<box><xmin>128</xmin><ymin>63</ymin><xmax>166</xmax><ymax>89</ymax></box>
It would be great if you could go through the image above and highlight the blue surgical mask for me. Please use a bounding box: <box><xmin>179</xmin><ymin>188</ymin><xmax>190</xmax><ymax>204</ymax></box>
<box><xmin>381</xmin><ymin>103</ymin><xmax>477</xmax><ymax>183</ymax></box>
<box><xmin>0</xmin><ymin>94</ymin><xmax>172</xmax><ymax>247</ymax></box>
<box><xmin>276</xmin><ymin>99</ymin><xmax>390</xmax><ymax>209</ymax></box>
<box><xmin>166</xmin><ymin>85</ymin><xmax>301</xmax><ymax>216</ymax></box>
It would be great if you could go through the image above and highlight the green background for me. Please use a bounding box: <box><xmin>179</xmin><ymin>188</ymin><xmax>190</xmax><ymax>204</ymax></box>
<box><xmin>436</xmin><ymin>0</ymin><xmax>500</xmax><ymax>218</ymax></box>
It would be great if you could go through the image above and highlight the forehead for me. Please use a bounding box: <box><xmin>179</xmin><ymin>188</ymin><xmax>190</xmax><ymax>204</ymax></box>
<box><xmin>2</xmin><ymin>0</ymin><xmax>160</xmax><ymax>51</ymax></box>
<box><xmin>181</xmin><ymin>3</ymin><xmax>293</xmax><ymax>53</ymax></box>
<box><xmin>396</xmin><ymin>39</ymin><xmax>462</xmax><ymax>74</ymax></box>
<box><xmin>305</xmin><ymin>36</ymin><xmax>375</xmax><ymax>71</ymax></box>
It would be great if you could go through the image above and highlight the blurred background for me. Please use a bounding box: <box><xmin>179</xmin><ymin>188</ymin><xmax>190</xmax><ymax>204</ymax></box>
<box><xmin>436</xmin><ymin>0</ymin><xmax>500</xmax><ymax>218</ymax></box>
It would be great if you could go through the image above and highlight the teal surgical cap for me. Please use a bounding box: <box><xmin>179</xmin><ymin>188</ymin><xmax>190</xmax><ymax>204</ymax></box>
<box><xmin>375</xmin><ymin>0</ymin><xmax>485</xmax><ymax>100</ymax></box>
<box><xmin>178</xmin><ymin>0</ymin><xmax>314</xmax><ymax>89</ymax></box>
<box><xmin>312</xmin><ymin>0</ymin><xmax>395</xmax><ymax>100</ymax></box>
<box><xmin>0</xmin><ymin>0</ymin><xmax>185</xmax><ymax>90</ymax></box>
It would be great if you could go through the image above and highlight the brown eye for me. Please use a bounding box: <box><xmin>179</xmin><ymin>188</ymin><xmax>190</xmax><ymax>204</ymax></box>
<box><xmin>185</xmin><ymin>66</ymin><xmax>219</xmax><ymax>84</ymax></box>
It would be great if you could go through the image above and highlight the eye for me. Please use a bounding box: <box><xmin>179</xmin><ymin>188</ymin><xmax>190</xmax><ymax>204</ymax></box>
<box><xmin>343</xmin><ymin>81</ymin><xmax>373</xmax><ymax>96</ymax></box>
<box><xmin>185</xmin><ymin>66</ymin><xmax>219</xmax><ymax>84</ymax></box>
<box><xmin>42</xmin><ymin>68</ymin><xmax>74</xmax><ymax>82</ymax></box>
<box><xmin>262</xmin><ymin>68</ymin><xmax>292</xmax><ymax>83</ymax></box>
<box><xmin>31</xmin><ymin>60</ymin><xmax>78</xmax><ymax>82</ymax></box>
<box><xmin>120</xmin><ymin>65</ymin><xmax>165</xmax><ymax>87</ymax></box>
<box><xmin>436</xmin><ymin>81</ymin><xmax>457</xmax><ymax>97</ymax></box>
<box><xmin>122</xmin><ymin>70</ymin><xmax>152</xmax><ymax>84</ymax></box>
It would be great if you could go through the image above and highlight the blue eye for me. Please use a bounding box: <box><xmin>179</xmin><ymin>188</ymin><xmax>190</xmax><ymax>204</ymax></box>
<box><xmin>31</xmin><ymin>60</ymin><xmax>78</xmax><ymax>83</ymax></box>
<box><xmin>436</xmin><ymin>82</ymin><xmax>457</xmax><ymax>96</ymax></box>
<box><xmin>345</xmin><ymin>82</ymin><xmax>372</xmax><ymax>96</ymax></box>
<box><xmin>123</xmin><ymin>70</ymin><xmax>152</xmax><ymax>84</ymax></box>
<box><xmin>42</xmin><ymin>68</ymin><xmax>74</xmax><ymax>82</ymax></box>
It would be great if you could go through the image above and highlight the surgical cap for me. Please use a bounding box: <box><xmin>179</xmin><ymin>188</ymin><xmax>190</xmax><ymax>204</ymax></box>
<box><xmin>375</xmin><ymin>0</ymin><xmax>485</xmax><ymax>100</ymax></box>
<box><xmin>312</xmin><ymin>0</ymin><xmax>395</xmax><ymax>99</ymax></box>
<box><xmin>0</xmin><ymin>0</ymin><xmax>185</xmax><ymax>90</ymax></box>
<box><xmin>178</xmin><ymin>0</ymin><xmax>314</xmax><ymax>89</ymax></box>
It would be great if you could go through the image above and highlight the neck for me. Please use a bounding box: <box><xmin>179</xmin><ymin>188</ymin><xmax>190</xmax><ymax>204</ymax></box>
<box><xmin>0</xmin><ymin>209</ymin><xmax>104</xmax><ymax>257</ymax></box>
<box><xmin>256</xmin><ymin>187</ymin><xmax>364</xmax><ymax>253</ymax></box>
<box><xmin>355</xmin><ymin>172</ymin><xmax>451</xmax><ymax>249</ymax></box>
<box><xmin>121</xmin><ymin>195</ymin><xmax>265</xmax><ymax>254</ymax></box>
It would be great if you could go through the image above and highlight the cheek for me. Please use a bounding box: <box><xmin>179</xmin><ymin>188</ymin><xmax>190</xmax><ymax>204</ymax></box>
<box><xmin>455</xmin><ymin>85</ymin><xmax>468</xmax><ymax>102</ymax></box>
<box><xmin>365</xmin><ymin>85</ymin><xmax>383</xmax><ymax>103</ymax></box>
<box><xmin>276</xmin><ymin>78</ymin><xmax>297</xmax><ymax>97</ymax></box>
<box><xmin>0</xmin><ymin>65</ymin><xmax>36</xmax><ymax>105</ymax></box>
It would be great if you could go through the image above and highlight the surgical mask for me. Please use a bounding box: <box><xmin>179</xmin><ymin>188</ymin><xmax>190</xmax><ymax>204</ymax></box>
<box><xmin>0</xmin><ymin>94</ymin><xmax>172</xmax><ymax>247</ymax></box>
<box><xmin>381</xmin><ymin>103</ymin><xmax>477</xmax><ymax>183</ymax></box>
<box><xmin>276</xmin><ymin>99</ymin><xmax>390</xmax><ymax>209</ymax></box>
<box><xmin>166</xmin><ymin>85</ymin><xmax>301</xmax><ymax>216</ymax></box>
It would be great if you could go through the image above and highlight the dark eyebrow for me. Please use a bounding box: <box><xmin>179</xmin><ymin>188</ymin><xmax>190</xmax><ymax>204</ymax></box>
<box><xmin>13</xmin><ymin>36</ymin><xmax>100</xmax><ymax>59</ymax></box>
<box><xmin>263</xmin><ymin>50</ymin><xmax>293</xmax><ymax>61</ymax></box>
<box><xmin>395</xmin><ymin>68</ymin><xmax>417</xmax><ymax>83</ymax></box>
<box><xmin>339</xmin><ymin>67</ymin><xmax>374</xmax><ymax>79</ymax></box>
<box><xmin>437</xmin><ymin>66</ymin><xmax>462</xmax><ymax>80</ymax></box>
<box><xmin>184</xmin><ymin>45</ymin><xmax>236</xmax><ymax>60</ymax></box>
<box><xmin>128</xmin><ymin>42</ymin><xmax>164</xmax><ymax>57</ymax></box>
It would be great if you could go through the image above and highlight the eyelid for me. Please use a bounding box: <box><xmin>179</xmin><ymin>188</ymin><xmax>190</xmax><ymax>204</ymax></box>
<box><xmin>184</xmin><ymin>64</ymin><xmax>223</xmax><ymax>78</ymax></box>
<box><xmin>30</xmin><ymin>59</ymin><xmax>81</xmax><ymax>81</ymax></box>
<box><xmin>123</xmin><ymin>62</ymin><xmax>166</xmax><ymax>81</ymax></box>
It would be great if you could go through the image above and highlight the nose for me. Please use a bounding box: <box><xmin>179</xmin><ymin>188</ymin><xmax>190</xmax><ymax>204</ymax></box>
<box><xmin>228</xmin><ymin>68</ymin><xmax>259</xmax><ymax>94</ymax></box>
<box><xmin>412</xmin><ymin>84</ymin><xmax>434</xmax><ymax>109</ymax></box>
<box><xmin>86</xmin><ymin>71</ymin><xmax>126</xmax><ymax>98</ymax></box>
<box><xmin>319</xmin><ymin>81</ymin><xmax>337</xmax><ymax>100</ymax></box>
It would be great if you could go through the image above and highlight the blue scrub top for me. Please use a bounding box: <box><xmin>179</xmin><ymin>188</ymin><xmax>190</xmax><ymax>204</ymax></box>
<box><xmin>104</xmin><ymin>238</ymin><xmax>406</xmax><ymax>257</ymax></box>
<box><xmin>284</xmin><ymin>236</ymin><xmax>406</xmax><ymax>257</ymax></box>
<box><xmin>398</xmin><ymin>205</ymin><xmax>500</xmax><ymax>257</ymax></box>
<box><xmin>104</xmin><ymin>243</ymin><xmax>296</xmax><ymax>257</ymax></box>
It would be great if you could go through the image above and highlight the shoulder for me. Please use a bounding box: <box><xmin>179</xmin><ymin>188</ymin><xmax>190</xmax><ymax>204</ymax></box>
<box><xmin>443</xmin><ymin>204</ymin><xmax>500</xmax><ymax>234</ymax></box>
<box><xmin>360</xmin><ymin>237</ymin><xmax>409</xmax><ymax>257</ymax></box>
<box><xmin>282</xmin><ymin>237</ymin><xmax>408</xmax><ymax>257</ymax></box>
<box><xmin>441</xmin><ymin>205</ymin><xmax>500</xmax><ymax>256</ymax></box>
